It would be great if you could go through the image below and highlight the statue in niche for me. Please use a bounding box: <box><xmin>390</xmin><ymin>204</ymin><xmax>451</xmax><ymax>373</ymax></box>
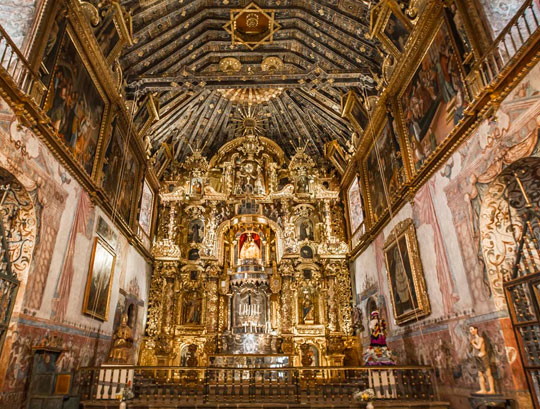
<box><xmin>299</xmin><ymin>219</ymin><xmax>314</xmax><ymax>241</ymax></box>
<box><xmin>108</xmin><ymin>313</ymin><xmax>134</xmax><ymax>363</ymax></box>
<box><xmin>469</xmin><ymin>326</ymin><xmax>496</xmax><ymax>394</ymax></box>
<box><xmin>254</xmin><ymin>167</ymin><xmax>265</xmax><ymax>195</ymax></box>
<box><xmin>239</xmin><ymin>233</ymin><xmax>261</xmax><ymax>260</ymax></box>
<box><xmin>301</xmin><ymin>290</ymin><xmax>315</xmax><ymax>324</ymax></box>
<box><xmin>297</xmin><ymin>175</ymin><xmax>310</xmax><ymax>193</ymax></box>
<box><xmin>191</xmin><ymin>177</ymin><xmax>203</xmax><ymax>195</ymax></box>
<box><xmin>188</xmin><ymin>219</ymin><xmax>204</xmax><ymax>243</ymax></box>
<box><xmin>182</xmin><ymin>292</ymin><xmax>202</xmax><ymax>325</ymax></box>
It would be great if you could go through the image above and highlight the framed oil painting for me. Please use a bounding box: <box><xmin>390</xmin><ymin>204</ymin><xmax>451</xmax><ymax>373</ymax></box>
<box><xmin>341</xmin><ymin>91</ymin><xmax>369</xmax><ymax>136</ymax></box>
<box><xmin>138</xmin><ymin>178</ymin><xmax>155</xmax><ymax>246</ymax></box>
<box><xmin>101</xmin><ymin>119</ymin><xmax>141</xmax><ymax>223</ymax></box>
<box><xmin>363</xmin><ymin>115</ymin><xmax>404</xmax><ymax>224</ymax></box>
<box><xmin>381</xmin><ymin>9</ymin><xmax>412</xmax><ymax>56</ymax></box>
<box><xmin>83</xmin><ymin>237</ymin><xmax>116</xmax><ymax>321</ymax></box>
<box><xmin>384</xmin><ymin>218</ymin><xmax>430</xmax><ymax>325</ymax></box>
<box><xmin>44</xmin><ymin>29</ymin><xmax>107</xmax><ymax>176</ymax></box>
<box><xmin>101</xmin><ymin>118</ymin><xmax>126</xmax><ymax>201</ymax></box>
<box><xmin>399</xmin><ymin>20</ymin><xmax>469</xmax><ymax>172</ymax></box>
<box><xmin>133</xmin><ymin>94</ymin><xmax>160</xmax><ymax>137</ymax></box>
<box><xmin>95</xmin><ymin>2</ymin><xmax>133</xmax><ymax>63</ymax></box>
<box><xmin>346</xmin><ymin>175</ymin><xmax>365</xmax><ymax>242</ymax></box>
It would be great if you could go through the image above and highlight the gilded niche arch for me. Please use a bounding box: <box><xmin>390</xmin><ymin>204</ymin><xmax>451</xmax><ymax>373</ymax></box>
<box><xmin>479</xmin><ymin>157</ymin><xmax>540</xmax><ymax>311</ymax></box>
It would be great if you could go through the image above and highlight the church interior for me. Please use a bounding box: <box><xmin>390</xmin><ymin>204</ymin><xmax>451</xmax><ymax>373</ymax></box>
<box><xmin>0</xmin><ymin>0</ymin><xmax>539</xmax><ymax>408</ymax></box>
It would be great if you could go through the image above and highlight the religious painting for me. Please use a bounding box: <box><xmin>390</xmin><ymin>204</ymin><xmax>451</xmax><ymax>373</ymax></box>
<box><xmin>384</xmin><ymin>219</ymin><xmax>430</xmax><ymax>325</ymax></box>
<box><xmin>188</xmin><ymin>219</ymin><xmax>204</xmax><ymax>243</ymax></box>
<box><xmin>299</xmin><ymin>287</ymin><xmax>318</xmax><ymax>325</ymax></box>
<box><xmin>138</xmin><ymin>179</ymin><xmax>154</xmax><ymax>239</ymax></box>
<box><xmin>101</xmin><ymin>119</ymin><xmax>126</xmax><ymax>200</ymax></box>
<box><xmin>133</xmin><ymin>94</ymin><xmax>159</xmax><ymax>137</ymax></box>
<box><xmin>83</xmin><ymin>238</ymin><xmax>116</xmax><ymax>321</ymax></box>
<box><xmin>444</xmin><ymin>1</ymin><xmax>474</xmax><ymax>66</ymax></box>
<box><xmin>94</xmin><ymin>2</ymin><xmax>132</xmax><ymax>63</ymax></box>
<box><xmin>363</xmin><ymin>116</ymin><xmax>404</xmax><ymax>224</ymax></box>
<box><xmin>181</xmin><ymin>291</ymin><xmax>202</xmax><ymax>325</ymax></box>
<box><xmin>382</xmin><ymin>12</ymin><xmax>411</xmax><ymax>55</ymax></box>
<box><xmin>346</xmin><ymin>175</ymin><xmax>365</xmax><ymax>240</ymax></box>
<box><xmin>96</xmin><ymin>216</ymin><xmax>118</xmax><ymax>251</ymax></box>
<box><xmin>101</xmin><ymin>121</ymin><xmax>141</xmax><ymax>223</ymax></box>
<box><xmin>300</xmin><ymin>245</ymin><xmax>313</xmax><ymax>259</ymax></box>
<box><xmin>399</xmin><ymin>21</ymin><xmax>468</xmax><ymax>171</ymax></box>
<box><xmin>95</xmin><ymin>11</ymin><xmax>120</xmax><ymax>60</ymax></box>
<box><xmin>298</xmin><ymin>218</ymin><xmax>314</xmax><ymax>241</ymax></box>
<box><xmin>40</xmin><ymin>15</ymin><xmax>67</xmax><ymax>90</ymax></box>
<box><xmin>44</xmin><ymin>30</ymin><xmax>106</xmax><ymax>176</ymax></box>
<box><xmin>341</xmin><ymin>91</ymin><xmax>369</xmax><ymax>135</ymax></box>
<box><xmin>239</xmin><ymin>232</ymin><xmax>262</xmax><ymax>261</ymax></box>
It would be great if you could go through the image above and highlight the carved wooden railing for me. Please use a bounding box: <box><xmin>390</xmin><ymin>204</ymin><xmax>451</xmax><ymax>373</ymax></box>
<box><xmin>0</xmin><ymin>25</ymin><xmax>46</xmax><ymax>105</ymax></box>
<box><xmin>466</xmin><ymin>0</ymin><xmax>540</xmax><ymax>99</ymax></box>
<box><xmin>78</xmin><ymin>365</ymin><xmax>439</xmax><ymax>405</ymax></box>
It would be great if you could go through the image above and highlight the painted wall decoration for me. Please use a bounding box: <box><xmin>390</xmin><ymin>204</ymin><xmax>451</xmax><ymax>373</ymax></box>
<box><xmin>383</xmin><ymin>218</ymin><xmax>430</xmax><ymax>325</ymax></box>
<box><xmin>44</xmin><ymin>30</ymin><xmax>106</xmax><ymax>176</ymax></box>
<box><xmin>399</xmin><ymin>20</ymin><xmax>468</xmax><ymax>171</ymax></box>
<box><xmin>82</xmin><ymin>238</ymin><xmax>116</xmax><ymax>321</ymax></box>
<box><xmin>477</xmin><ymin>0</ymin><xmax>529</xmax><ymax>38</ymax></box>
<box><xmin>364</xmin><ymin>115</ymin><xmax>404</xmax><ymax>224</ymax></box>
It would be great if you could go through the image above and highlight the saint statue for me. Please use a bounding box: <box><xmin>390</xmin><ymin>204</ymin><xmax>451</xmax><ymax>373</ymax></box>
<box><xmin>363</xmin><ymin>310</ymin><xmax>395</xmax><ymax>366</ymax></box>
<box><xmin>239</xmin><ymin>233</ymin><xmax>261</xmax><ymax>260</ymax></box>
<box><xmin>469</xmin><ymin>326</ymin><xmax>495</xmax><ymax>394</ymax></box>
<box><xmin>108</xmin><ymin>313</ymin><xmax>134</xmax><ymax>364</ymax></box>
<box><xmin>302</xmin><ymin>296</ymin><xmax>315</xmax><ymax>322</ymax></box>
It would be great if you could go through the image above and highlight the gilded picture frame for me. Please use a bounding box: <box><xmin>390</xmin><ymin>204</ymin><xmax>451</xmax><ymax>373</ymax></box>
<box><xmin>95</xmin><ymin>2</ymin><xmax>133</xmax><ymax>64</ymax></box>
<box><xmin>383</xmin><ymin>218</ymin><xmax>430</xmax><ymax>325</ymax></box>
<box><xmin>396</xmin><ymin>18</ymin><xmax>469</xmax><ymax>175</ymax></box>
<box><xmin>43</xmin><ymin>25</ymin><xmax>110</xmax><ymax>179</ymax></box>
<box><xmin>362</xmin><ymin>114</ymin><xmax>405</xmax><ymax>226</ymax></box>
<box><xmin>345</xmin><ymin>174</ymin><xmax>366</xmax><ymax>247</ymax></box>
<box><xmin>82</xmin><ymin>237</ymin><xmax>116</xmax><ymax>321</ymax></box>
<box><xmin>133</xmin><ymin>94</ymin><xmax>160</xmax><ymax>138</ymax></box>
<box><xmin>341</xmin><ymin>91</ymin><xmax>369</xmax><ymax>136</ymax></box>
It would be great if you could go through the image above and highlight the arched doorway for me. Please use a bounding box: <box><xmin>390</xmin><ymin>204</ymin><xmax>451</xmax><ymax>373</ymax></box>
<box><xmin>479</xmin><ymin>157</ymin><xmax>540</xmax><ymax>406</ymax></box>
<box><xmin>0</xmin><ymin>168</ymin><xmax>37</xmax><ymax>354</ymax></box>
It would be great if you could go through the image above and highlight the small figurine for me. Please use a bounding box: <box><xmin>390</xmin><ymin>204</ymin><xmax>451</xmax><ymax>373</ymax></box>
<box><xmin>469</xmin><ymin>326</ymin><xmax>495</xmax><ymax>394</ymax></box>
<box><xmin>363</xmin><ymin>310</ymin><xmax>395</xmax><ymax>366</ymax></box>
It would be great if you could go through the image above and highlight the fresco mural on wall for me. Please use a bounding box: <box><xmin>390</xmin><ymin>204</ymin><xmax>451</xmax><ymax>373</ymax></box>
<box><xmin>45</xmin><ymin>31</ymin><xmax>106</xmax><ymax>176</ymax></box>
<box><xmin>400</xmin><ymin>21</ymin><xmax>468</xmax><ymax>170</ymax></box>
<box><xmin>364</xmin><ymin>116</ymin><xmax>404</xmax><ymax>223</ymax></box>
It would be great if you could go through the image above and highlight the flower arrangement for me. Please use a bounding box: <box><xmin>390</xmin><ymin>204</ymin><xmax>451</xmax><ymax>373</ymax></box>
<box><xmin>354</xmin><ymin>389</ymin><xmax>375</xmax><ymax>408</ymax></box>
<box><xmin>117</xmin><ymin>381</ymin><xmax>135</xmax><ymax>401</ymax></box>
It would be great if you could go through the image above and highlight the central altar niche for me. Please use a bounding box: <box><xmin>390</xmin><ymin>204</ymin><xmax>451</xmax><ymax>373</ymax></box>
<box><xmin>225</xmin><ymin>228</ymin><xmax>279</xmax><ymax>355</ymax></box>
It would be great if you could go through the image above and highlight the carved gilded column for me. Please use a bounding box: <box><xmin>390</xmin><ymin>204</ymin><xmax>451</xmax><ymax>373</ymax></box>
<box><xmin>279</xmin><ymin>259</ymin><xmax>295</xmax><ymax>334</ymax></box>
<box><xmin>205</xmin><ymin>261</ymin><xmax>220</xmax><ymax>333</ymax></box>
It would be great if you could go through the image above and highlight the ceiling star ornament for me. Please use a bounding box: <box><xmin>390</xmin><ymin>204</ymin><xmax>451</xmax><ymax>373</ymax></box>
<box><xmin>223</xmin><ymin>2</ymin><xmax>281</xmax><ymax>51</ymax></box>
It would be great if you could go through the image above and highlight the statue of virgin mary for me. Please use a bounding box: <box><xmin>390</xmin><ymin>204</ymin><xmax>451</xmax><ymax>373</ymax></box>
<box><xmin>240</xmin><ymin>233</ymin><xmax>261</xmax><ymax>260</ymax></box>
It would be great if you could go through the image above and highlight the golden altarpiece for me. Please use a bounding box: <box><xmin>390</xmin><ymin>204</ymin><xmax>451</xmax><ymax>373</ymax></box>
<box><xmin>140</xmin><ymin>134</ymin><xmax>356</xmax><ymax>368</ymax></box>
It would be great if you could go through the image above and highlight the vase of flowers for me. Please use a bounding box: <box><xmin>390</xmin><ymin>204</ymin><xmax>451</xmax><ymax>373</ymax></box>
<box><xmin>354</xmin><ymin>388</ymin><xmax>375</xmax><ymax>408</ymax></box>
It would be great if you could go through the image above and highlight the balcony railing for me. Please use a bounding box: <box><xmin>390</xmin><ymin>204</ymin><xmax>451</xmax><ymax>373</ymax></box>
<box><xmin>78</xmin><ymin>365</ymin><xmax>439</xmax><ymax>406</ymax></box>
<box><xmin>0</xmin><ymin>25</ymin><xmax>46</xmax><ymax>105</ymax></box>
<box><xmin>467</xmin><ymin>0</ymin><xmax>540</xmax><ymax>99</ymax></box>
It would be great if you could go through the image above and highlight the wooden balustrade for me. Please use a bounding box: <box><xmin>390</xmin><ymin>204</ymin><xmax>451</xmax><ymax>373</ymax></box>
<box><xmin>466</xmin><ymin>0</ymin><xmax>540</xmax><ymax>99</ymax></box>
<box><xmin>0</xmin><ymin>25</ymin><xmax>46</xmax><ymax>105</ymax></box>
<box><xmin>77</xmin><ymin>365</ymin><xmax>438</xmax><ymax>405</ymax></box>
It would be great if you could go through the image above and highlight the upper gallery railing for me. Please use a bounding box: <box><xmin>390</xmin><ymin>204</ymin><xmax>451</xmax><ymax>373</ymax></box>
<box><xmin>0</xmin><ymin>25</ymin><xmax>46</xmax><ymax>105</ymax></box>
<box><xmin>467</xmin><ymin>0</ymin><xmax>540</xmax><ymax>99</ymax></box>
<box><xmin>78</xmin><ymin>365</ymin><xmax>439</xmax><ymax>405</ymax></box>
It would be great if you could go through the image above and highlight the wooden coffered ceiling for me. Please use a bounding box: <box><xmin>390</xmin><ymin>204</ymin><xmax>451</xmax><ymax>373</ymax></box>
<box><xmin>120</xmin><ymin>0</ymin><xmax>383</xmax><ymax>162</ymax></box>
